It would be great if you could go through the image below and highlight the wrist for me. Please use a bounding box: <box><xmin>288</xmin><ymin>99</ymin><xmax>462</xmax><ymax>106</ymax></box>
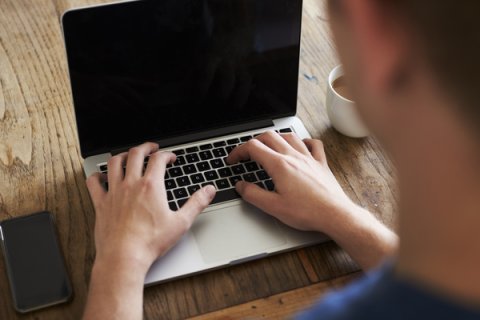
<box><xmin>94</xmin><ymin>243</ymin><xmax>154</xmax><ymax>280</ymax></box>
<box><xmin>92</xmin><ymin>254</ymin><xmax>149</xmax><ymax>286</ymax></box>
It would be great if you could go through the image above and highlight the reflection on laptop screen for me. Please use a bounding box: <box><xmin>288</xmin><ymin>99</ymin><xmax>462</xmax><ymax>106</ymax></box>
<box><xmin>63</xmin><ymin>0</ymin><xmax>303</xmax><ymax>157</ymax></box>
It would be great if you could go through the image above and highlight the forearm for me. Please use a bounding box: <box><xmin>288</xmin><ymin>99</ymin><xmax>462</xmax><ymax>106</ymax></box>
<box><xmin>83</xmin><ymin>259</ymin><xmax>148</xmax><ymax>320</ymax></box>
<box><xmin>324</xmin><ymin>202</ymin><xmax>398</xmax><ymax>270</ymax></box>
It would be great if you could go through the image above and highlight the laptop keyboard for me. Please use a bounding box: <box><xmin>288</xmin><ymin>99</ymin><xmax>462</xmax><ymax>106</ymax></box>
<box><xmin>98</xmin><ymin>128</ymin><xmax>293</xmax><ymax>211</ymax></box>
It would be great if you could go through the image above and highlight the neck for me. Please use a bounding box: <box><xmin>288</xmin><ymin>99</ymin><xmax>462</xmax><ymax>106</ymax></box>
<box><xmin>395</xmin><ymin>97</ymin><xmax>480</xmax><ymax>306</ymax></box>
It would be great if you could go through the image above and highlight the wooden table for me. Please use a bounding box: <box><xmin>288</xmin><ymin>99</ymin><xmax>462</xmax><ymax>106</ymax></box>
<box><xmin>0</xmin><ymin>0</ymin><xmax>397</xmax><ymax>319</ymax></box>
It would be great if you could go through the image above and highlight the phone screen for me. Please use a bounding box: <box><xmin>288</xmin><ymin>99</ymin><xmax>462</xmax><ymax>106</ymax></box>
<box><xmin>0</xmin><ymin>212</ymin><xmax>72</xmax><ymax>312</ymax></box>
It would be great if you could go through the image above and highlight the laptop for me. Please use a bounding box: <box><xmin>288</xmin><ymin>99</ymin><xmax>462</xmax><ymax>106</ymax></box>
<box><xmin>61</xmin><ymin>0</ymin><xmax>327</xmax><ymax>285</ymax></box>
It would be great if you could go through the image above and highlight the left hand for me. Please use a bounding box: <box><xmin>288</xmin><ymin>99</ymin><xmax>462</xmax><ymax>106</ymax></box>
<box><xmin>86</xmin><ymin>142</ymin><xmax>216</xmax><ymax>274</ymax></box>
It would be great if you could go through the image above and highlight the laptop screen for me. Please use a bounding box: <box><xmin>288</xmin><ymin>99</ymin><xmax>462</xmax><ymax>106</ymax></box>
<box><xmin>63</xmin><ymin>0</ymin><xmax>303</xmax><ymax>157</ymax></box>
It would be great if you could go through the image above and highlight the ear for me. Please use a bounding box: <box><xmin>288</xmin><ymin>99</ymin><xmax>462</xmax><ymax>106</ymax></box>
<box><xmin>340</xmin><ymin>0</ymin><xmax>410</xmax><ymax>93</ymax></box>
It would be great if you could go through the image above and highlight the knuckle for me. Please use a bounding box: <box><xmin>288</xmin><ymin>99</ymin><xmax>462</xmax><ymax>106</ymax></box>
<box><xmin>264</xmin><ymin>130</ymin><xmax>276</xmax><ymax>139</ymax></box>
<box><xmin>147</xmin><ymin>141</ymin><xmax>159</xmax><ymax>148</ymax></box>
<box><xmin>108</xmin><ymin>155</ymin><xmax>120</xmax><ymax>167</ymax></box>
<box><xmin>274</xmin><ymin>157</ymin><xmax>290</xmax><ymax>171</ymax></box>
<box><xmin>149</xmin><ymin>151</ymin><xmax>163</xmax><ymax>162</ymax></box>
<box><xmin>248</xmin><ymin>138</ymin><xmax>262</xmax><ymax>149</ymax></box>
<box><xmin>129</xmin><ymin>147</ymin><xmax>143</xmax><ymax>157</ymax></box>
<box><xmin>142</xmin><ymin>176</ymin><xmax>157</xmax><ymax>189</ymax></box>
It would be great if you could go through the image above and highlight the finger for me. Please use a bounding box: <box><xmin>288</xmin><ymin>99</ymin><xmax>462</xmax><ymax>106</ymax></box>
<box><xmin>280</xmin><ymin>133</ymin><xmax>310</xmax><ymax>155</ymax></box>
<box><xmin>235</xmin><ymin>181</ymin><xmax>282</xmax><ymax>214</ymax></box>
<box><xmin>107</xmin><ymin>152</ymin><xmax>128</xmax><ymax>187</ymax></box>
<box><xmin>144</xmin><ymin>151</ymin><xmax>176</xmax><ymax>182</ymax></box>
<box><xmin>177</xmin><ymin>185</ymin><xmax>216</xmax><ymax>229</ymax></box>
<box><xmin>86</xmin><ymin>172</ymin><xmax>107</xmax><ymax>208</ymax></box>
<box><xmin>303</xmin><ymin>139</ymin><xmax>327</xmax><ymax>163</ymax></box>
<box><xmin>125</xmin><ymin>142</ymin><xmax>159</xmax><ymax>179</ymax></box>
<box><xmin>255</xmin><ymin>131</ymin><xmax>294</xmax><ymax>154</ymax></box>
<box><xmin>227</xmin><ymin>139</ymin><xmax>279</xmax><ymax>173</ymax></box>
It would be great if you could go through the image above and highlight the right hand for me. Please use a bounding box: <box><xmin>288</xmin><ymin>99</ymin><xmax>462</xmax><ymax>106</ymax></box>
<box><xmin>227</xmin><ymin>131</ymin><xmax>355</xmax><ymax>233</ymax></box>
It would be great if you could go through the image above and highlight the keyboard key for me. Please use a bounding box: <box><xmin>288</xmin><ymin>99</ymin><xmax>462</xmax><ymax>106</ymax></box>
<box><xmin>168</xmin><ymin>167</ymin><xmax>183</xmax><ymax>177</ymax></box>
<box><xmin>213</xmin><ymin>141</ymin><xmax>226</xmax><ymax>147</ymax></box>
<box><xmin>188</xmin><ymin>185</ymin><xmax>201</xmax><ymax>195</ymax></box>
<box><xmin>167</xmin><ymin>190</ymin><xmax>174</xmax><ymax>201</ymax></box>
<box><xmin>218</xmin><ymin>167</ymin><xmax>233</xmax><ymax>178</ymax></box>
<box><xmin>212</xmin><ymin>148</ymin><xmax>227</xmax><ymax>158</ymax></box>
<box><xmin>279</xmin><ymin>128</ymin><xmax>293</xmax><ymax>133</ymax></box>
<box><xmin>205</xmin><ymin>170</ymin><xmax>219</xmax><ymax>181</ymax></box>
<box><xmin>165</xmin><ymin>171</ymin><xmax>170</xmax><ymax>179</ymax></box>
<box><xmin>210</xmin><ymin>159</ymin><xmax>223</xmax><ymax>169</ymax></box>
<box><xmin>227</xmin><ymin>138</ymin><xmax>240</xmax><ymax>145</ymax></box>
<box><xmin>226</xmin><ymin>146</ymin><xmax>236</xmax><ymax>154</ymax></box>
<box><xmin>215</xmin><ymin>179</ymin><xmax>230</xmax><ymax>190</ymax></box>
<box><xmin>172</xmin><ymin>149</ymin><xmax>185</xmax><ymax>155</ymax></box>
<box><xmin>196</xmin><ymin>161</ymin><xmax>211</xmax><ymax>171</ymax></box>
<box><xmin>243</xmin><ymin>173</ymin><xmax>257</xmax><ymax>182</ymax></box>
<box><xmin>175</xmin><ymin>155</ymin><xmax>186</xmax><ymax>166</ymax></box>
<box><xmin>244</xmin><ymin>162</ymin><xmax>259</xmax><ymax>172</ymax></box>
<box><xmin>240</xmin><ymin>135</ymin><xmax>252</xmax><ymax>142</ymax></box>
<box><xmin>199</xmin><ymin>150</ymin><xmax>213</xmax><ymax>160</ymax></box>
<box><xmin>183</xmin><ymin>164</ymin><xmax>197</xmax><ymax>174</ymax></box>
<box><xmin>165</xmin><ymin>179</ymin><xmax>177</xmax><ymax>190</ymax></box>
<box><xmin>255</xmin><ymin>182</ymin><xmax>265</xmax><ymax>189</ymax></box>
<box><xmin>211</xmin><ymin>188</ymin><xmax>241</xmax><ymax>205</ymax></box>
<box><xmin>178</xmin><ymin>198</ymin><xmax>188</xmax><ymax>208</ymax></box>
<box><xmin>176</xmin><ymin>176</ymin><xmax>190</xmax><ymax>187</ymax></box>
<box><xmin>173</xmin><ymin>188</ymin><xmax>188</xmax><ymax>199</ymax></box>
<box><xmin>264</xmin><ymin>179</ymin><xmax>275</xmax><ymax>191</ymax></box>
<box><xmin>229</xmin><ymin>176</ymin><xmax>242</xmax><ymax>185</ymax></box>
<box><xmin>169</xmin><ymin>201</ymin><xmax>178</xmax><ymax>211</ymax></box>
<box><xmin>186</xmin><ymin>146</ymin><xmax>199</xmax><ymax>153</ymax></box>
<box><xmin>232</xmin><ymin>164</ymin><xmax>246</xmax><ymax>175</ymax></box>
<box><xmin>186</xmin><ymin>153</ymin><xmax>200</xmax><ymax>163</ymax></box>
<box><xmin>200</xmin><ymin>143</ymin><xmax>213</xmax><ymax>150</ymax></box>
<box><xmin>256</xmin><ymin>170</ymin><xmax>270</xmax><ymax>180</ymax></box>
<box><xmin>191</xmin><ymin>173</ymin><xmax>205</xmax><ymax>184</ymax></box>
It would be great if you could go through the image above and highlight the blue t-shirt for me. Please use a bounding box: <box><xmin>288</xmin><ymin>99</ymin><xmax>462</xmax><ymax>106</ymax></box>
<box><xmin>296</xmin><ymin>262</ymin><xmax>480</xmax><ymax>320</ymax></box>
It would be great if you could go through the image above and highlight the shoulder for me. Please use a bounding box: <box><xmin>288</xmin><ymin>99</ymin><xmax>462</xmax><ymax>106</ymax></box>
<box><xmin>295</xmin><ymin>261</ymin><xmax>480</xmax><ymax>320</ymax></box>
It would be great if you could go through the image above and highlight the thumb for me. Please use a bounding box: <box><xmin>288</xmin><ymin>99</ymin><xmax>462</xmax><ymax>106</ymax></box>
<box><xmin>235</xmin><ymin>181</ymin><xmax>281</xmax><ymax>215</ymax></box>
<box><xmin>178</xmin><ymin>185</ymin><xmax>216</xmax><ymax>227</ymax></box>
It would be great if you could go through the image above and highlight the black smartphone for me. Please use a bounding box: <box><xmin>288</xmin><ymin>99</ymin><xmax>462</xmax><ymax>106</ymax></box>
<box><xmin>0</xmin><ymin>211</ymin><xmax>73</xmax><ymax>313</ymax></box>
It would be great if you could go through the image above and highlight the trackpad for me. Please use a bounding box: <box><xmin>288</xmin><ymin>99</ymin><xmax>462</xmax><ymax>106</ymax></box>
<box><xmin>191</xmin><ymin>202</ymin><xmax>287</xmax><ymax>264</ymax></box>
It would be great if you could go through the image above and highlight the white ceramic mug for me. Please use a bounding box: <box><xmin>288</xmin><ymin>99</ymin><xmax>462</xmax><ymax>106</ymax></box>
<box><xmin>326</xmin><ymin>65</ymin><xmax>369</xmax><ymax>138</ymax></box>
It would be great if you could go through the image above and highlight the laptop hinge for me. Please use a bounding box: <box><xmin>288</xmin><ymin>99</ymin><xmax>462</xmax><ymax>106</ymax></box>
<box><xmin>111</xmin><ymin>119</ymin><xmax>274</xmax><ymax>155</ymax></box>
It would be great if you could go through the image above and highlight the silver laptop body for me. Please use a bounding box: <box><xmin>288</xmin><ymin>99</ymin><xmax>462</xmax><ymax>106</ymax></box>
<box><xmin>62</xmin><ymin>0</ymin><xmax>327</xmax><ymax>285</ymax></box>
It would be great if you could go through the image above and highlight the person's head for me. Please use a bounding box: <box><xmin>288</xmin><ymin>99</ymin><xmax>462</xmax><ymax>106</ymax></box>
<box><xmin>327</xmin><ymin>0</ymin><xmax>480</xmax><ymax>162</ymax></box>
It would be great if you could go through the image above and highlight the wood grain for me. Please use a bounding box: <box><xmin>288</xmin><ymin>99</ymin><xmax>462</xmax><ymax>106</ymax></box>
<box><xmin>188</xmin><ymin>273</ymin><xmax>360</xmax><ymax>320</ymax></box>
<box><xmin>0</xmin><ymin>0</ymin><xmax>397</xmax><ymax>319</ymax></box>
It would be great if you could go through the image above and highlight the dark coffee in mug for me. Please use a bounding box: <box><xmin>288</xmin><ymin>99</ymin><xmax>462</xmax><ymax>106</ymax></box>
<box><xmin>332</xmin><ymin>76</ymin><xmax>353</xmax><ymax>101</ymax></box>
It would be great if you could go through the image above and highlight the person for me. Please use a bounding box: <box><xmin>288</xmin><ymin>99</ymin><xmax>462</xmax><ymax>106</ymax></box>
<box><xmin>82</xmin><ymin>0</ymin><xmax>480</xmax><ymax>319</ymax></box>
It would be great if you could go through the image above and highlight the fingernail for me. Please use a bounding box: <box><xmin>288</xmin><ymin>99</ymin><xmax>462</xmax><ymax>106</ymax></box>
<box><xmin>204</xmin><ymin>185</ymin><xmax>216</xmax><ymax>200</ymax></box>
